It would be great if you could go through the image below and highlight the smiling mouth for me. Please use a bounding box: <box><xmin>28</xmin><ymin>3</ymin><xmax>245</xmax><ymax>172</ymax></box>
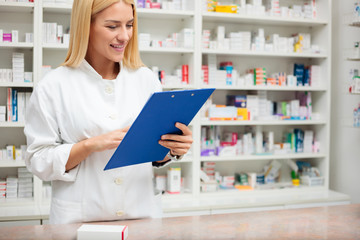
<box><xmin>110</xmin><ymin>44</ymin><xmax>125</xmax><ymax>49</ymax></box>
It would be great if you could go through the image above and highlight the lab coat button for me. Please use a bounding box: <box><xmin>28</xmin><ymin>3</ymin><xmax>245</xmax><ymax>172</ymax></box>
<box><xmin>105</xmin><ymin>86</ymin><xmax>113</xmax><ymax>94</ymax></box>
<box><xmin>109</xmin><ymin>114</ymin><xmax>117</xmax><ymax>120</ymax></box>
<box><xmin>116</xmin><ymin>211</ymin><xmax>124</xmax><ymax>216</ymax></box>
<box><xmin>114</xmin><ymin>178</ymin><xmax>122</xmax><ymax>185</ymax></box>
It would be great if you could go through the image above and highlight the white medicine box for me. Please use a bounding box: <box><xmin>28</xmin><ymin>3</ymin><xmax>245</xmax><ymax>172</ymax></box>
<box><xmin>77</xmin><ymin>224</ymin><xmax>128</xmax><ymax>240</ymax></box>
<box><xmin>167</xmin><ymin>167</ymin><xmax>181</xmax><ymax>194</ymax></box>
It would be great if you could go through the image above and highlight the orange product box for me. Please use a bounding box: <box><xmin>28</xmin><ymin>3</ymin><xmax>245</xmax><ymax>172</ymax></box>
<box><xmin>235</xmin><ymin>185</ymin><xmax>253</xmax><ymax>191</ymax></box>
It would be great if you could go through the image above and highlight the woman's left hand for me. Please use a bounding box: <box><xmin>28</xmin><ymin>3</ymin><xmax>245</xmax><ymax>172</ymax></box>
<box><xmin>158</xmin><ymin>122</ymin><xmax>193</xmax><ymax>156</ymax></box>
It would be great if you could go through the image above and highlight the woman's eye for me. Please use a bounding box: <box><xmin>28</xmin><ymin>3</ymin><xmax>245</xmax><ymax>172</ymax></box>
<box><xmin>126</xmin><ymin>24</ymin><xmax>133</xmax><ymax>28</ymax></box>
<box><xmin>107</xmin><ymin>26</ymin><xmax>116</xmax><ymax>29</ymax></box>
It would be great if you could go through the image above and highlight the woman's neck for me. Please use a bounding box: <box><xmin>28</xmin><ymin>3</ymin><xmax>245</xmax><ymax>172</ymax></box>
<box><xmin>85</xmin><ymin>56</ymin><xmax>120</xmax><ymax>80</ymax></box>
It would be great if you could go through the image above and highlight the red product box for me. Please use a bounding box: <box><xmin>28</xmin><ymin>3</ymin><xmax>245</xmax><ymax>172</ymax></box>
<box><xmin>182</xmin><ymin>65</ymin><xmax>189</xmax><ymax>84</ymax></box>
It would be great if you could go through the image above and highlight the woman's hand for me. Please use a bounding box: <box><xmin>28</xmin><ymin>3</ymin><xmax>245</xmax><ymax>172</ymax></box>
<box><xmin>158</xmin><ymin>122</ymin><xmax>193</xmax><ymax>156</ymax></box>
<box><xmin>86</xmin><ymin>126</ymin><xmax>131</xmax><ymax>152</ymax></box>
<box><xmin>66</xmin><ymin>126</ymin><xmax>130</xmax><ymax>171</ymax></box>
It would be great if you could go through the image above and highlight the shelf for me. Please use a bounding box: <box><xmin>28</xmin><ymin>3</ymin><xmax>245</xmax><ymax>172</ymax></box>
<box><xmin>42</xmin><ymin>44</ymin><xmax>68</xmax><ymax>50</ymax></box>
<box><xmin>0</xmin><ymin>82</ymin><xmax>34</xmax><ymax>88</ymax></box>
<box><xmin>201</xmin><ymin>120</ymin><xmax>326</xmax><ymax>126</ymax></box>
<box><xmin>0</xmin><ymin>2</ymin><xmax>34</xmax><ymax>13</ymax></box>
<box><xmin>349</xmin><ymin>22</ymin><xmax>360</xmax><ymax>27</ymax></box>
<box><xmin>202</xmin><ymin>49</ymin><xmax>327</xmax><ymax>58</ymax></box>
<box><xmin>202</xmin><ymin>12</ymin><xmax>327</xmax><ymax>27</ymax></box>
<box><xmin>201</xmin><ymin>153</ymin><xmax>326</xmax><ymax>162</ymax></box>
<box><xmin>203</xmin><ymin>85</ymin><xmax>326</xmax><ymax>92</ymax></box>
<box><xmin>0</xmin><ymin>122</ymin><xmax>25</xmax><ymax>128</ymax></box>
<box><xmin>137</xmin><ymin>8</ymin><xmax>194</xmax><ymax>19</ymax></box>
<box><xmin>0</xmin><ymin>198</ymin><xmax>36</xmax><ymax>208</ymax></box>
<box><xmin>0</xmin><ymin>42</ymin><xmax>34</xmax><ymax>49</ymax></box>
<box><xmin>347</xmin><ymin>57</ymin><xmax>360</xmax><ymax>61</ymax></box>
<box><xmin>140</xmin><ymin>47</ymin><xmax>194</xmax><ymax>54</ymax></box>
<box><xmin>200</xmin><ymin>185</ymin><xmax>326</xmax><ymax>198</ymax></box>
<box><xmin>42</xmin><ymin>3</ymin><xmax>72</xmax><ymax>14</ymax></box>
<box><xmin>0</xmin><ymin>160</ymin><xmax>26</xmax><ymax>168</ymax></box>
<box><xmin>163</xmin><ymin>85</ymin><xmax>195</xmax><ymax>90</ymax></box>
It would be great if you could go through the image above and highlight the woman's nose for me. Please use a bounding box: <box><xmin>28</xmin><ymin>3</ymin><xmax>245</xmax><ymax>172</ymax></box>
<box><xmin>116</xmin><ymin>27</ymin><xmax>130</xmax><ymax>41</ymax></box>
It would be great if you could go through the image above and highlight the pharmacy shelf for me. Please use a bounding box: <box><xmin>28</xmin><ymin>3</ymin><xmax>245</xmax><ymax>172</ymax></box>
<box><xmin>349</xmin><ymin>22</ymin><xmax>360</xmax><ymax>27</ymax></box>
<box><xmin>0</xmin><ymin>199</ymin><xmax>36</xmax><ymax>209</ymax></box>
<box><xmin>163</xmin><ymin>84</ymin><xmax>196</xmax><ymax>90</ymax></box>
<box><xmin>0</xmin><ymin>160</ymin><xmax>26</xmax><ymax>168</ymax></box>
<box><xmin>0</xmin><ymin>122</ymin><xmax>25</xmax><ymax>128</ymax></box>
<box><xmin>42</xmin><ymin>44</ymin><xmax>68</xmax><ymax>50</ymax></box>
<box><xmin>0</xmin><ymin>82</ymin><xmax>33</xmax><ymax>88</ymax></box>
<box><xmin>203</xmin><ymin>85</ymin><xmax>327</xmax><ymax>92</ymax></box>
<box><xmin>201</xmin><ymin>120</ymin><xmax>326</xmax><ymax>126</ymax></box>
<box><xmin>137</xmin><ymin>8</ymin><xmax>194</xmax><ymax>19</ymax></box>
<box><xmin>201</xmin><ymin>153</ymin><xmax>326</xmax><ymax>162</ymax></box>
<box><xmin>347</xmin><ymin>58</ymin><xmax>360</xmax><ymax>61</ymax></box>
<box><xmin>0</xmin><ymin>42</ymin><xmax>33</xmax><ymax>49</ymax></box>
<box><xmin>202</xmin><ymin>12</ymin><xmax>327</xmax><ymax>27</ymax></box>
<box><xmin>202</xmin><ymin>49</ymin><xmax>327</xmax><ymax>58</ymax></box>
<box><xmin>199</xmin><ymin>185</ymin><xmax>326</xmax><ymax>198</ymax></box>
<box><xmin>140</xmin><ymin>47</ymin><xmax>194</xmax><ymax>54</ymax></box>
<box><xmin>42</xmin><ymin>3</ymin><xmax>72</xmax><ymax>14</ymax></box>
<box><xmin>0</xmin><ymin>2</ymin><xmax>34</xmax><ymax>13</ymax></box>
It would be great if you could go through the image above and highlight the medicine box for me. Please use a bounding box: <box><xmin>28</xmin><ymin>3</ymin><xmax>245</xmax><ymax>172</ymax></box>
<box><xmin>167</xmin><ymin>167</ymin><xmax>181</xmax><ymax>194</ymax></box>
<box><xmin>77</xmin><ymin>224</ymin><xmax>128</xmax><ymax>240</ymax></box>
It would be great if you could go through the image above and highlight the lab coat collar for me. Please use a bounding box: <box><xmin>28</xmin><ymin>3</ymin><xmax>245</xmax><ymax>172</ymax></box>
<box><xmin>79</xmin><ymin>59</ymin><xmax>123</xmax><ymax>80</ymax></box>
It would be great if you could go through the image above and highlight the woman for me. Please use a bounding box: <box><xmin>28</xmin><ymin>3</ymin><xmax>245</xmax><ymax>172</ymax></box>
<box><xmin>24</xmin><ymin>0</ymin><xmax>193</xmax><ymax>224</ymax></box>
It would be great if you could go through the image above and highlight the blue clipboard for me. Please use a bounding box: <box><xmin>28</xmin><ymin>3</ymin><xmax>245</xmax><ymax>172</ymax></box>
<box><xmin>104</xmin><ymin>88</ymin><xmax>215</xmax><ymax>170</ymax></box>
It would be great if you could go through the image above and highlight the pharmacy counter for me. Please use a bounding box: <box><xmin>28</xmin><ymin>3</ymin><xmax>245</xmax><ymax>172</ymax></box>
<box><xmin>0</xmin><ymin>204</ymin><xmax>359</xmax><ymax>240</ymax></box>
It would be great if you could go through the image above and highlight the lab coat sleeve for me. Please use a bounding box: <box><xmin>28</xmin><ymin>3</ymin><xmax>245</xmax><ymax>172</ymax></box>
<box><xmin>152</xmin><ymin>159</ymin><xmax>172</xmax><ymax>168</ymax></box>
<box><xmin>24</xmin><ymin>86</ymin><xmax>79</xmax><ymax>182</ymax></box>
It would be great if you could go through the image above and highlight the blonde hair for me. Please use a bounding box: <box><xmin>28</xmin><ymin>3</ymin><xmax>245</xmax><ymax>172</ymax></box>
<box><xmin>62</xmin><ymin>0</ymin><xmax>144</xmax><ymax>69</ymax></box>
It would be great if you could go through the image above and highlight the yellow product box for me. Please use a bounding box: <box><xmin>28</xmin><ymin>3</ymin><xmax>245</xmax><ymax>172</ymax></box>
<box><xmin>237</xmin><ymin>108</ymin><xmax>248</xmax><ymax>120</ymax></box>
<box><xmin>215</xmin><ymin>5</ymin><xmax>237</xmax><ymax>14</ymax></box>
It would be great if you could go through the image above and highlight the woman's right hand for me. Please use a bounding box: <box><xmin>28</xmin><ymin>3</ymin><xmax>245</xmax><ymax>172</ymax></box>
<box><xmin>86</xmin><ymin>126</ymin><xmax>131</xmax><ymax>152</ymax></box>
<box><xmin>66</xmin><ymin>126</ymin><xmax>131</xmax><ymax>171</ymax></box>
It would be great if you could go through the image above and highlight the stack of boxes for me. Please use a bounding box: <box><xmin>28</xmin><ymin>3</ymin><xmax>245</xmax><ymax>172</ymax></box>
<box><xmin>202</xmin><ymin>161</ymin><xmax>215</xmax><ymax>180</ymax></box>
<box><xmin>6</xmin><ymin>176</ymin><xmax>18</xmax><ymax>199</ymax></box>
<box><xmin>18</xmin><ymin>167</ymin><xmax>33</xmax><ymax>199</ymax></box>
<box><xmin>178</xmin><ymin>28</ymin><xmax>194</xmax><ymax>48</ymax></box>
<box><xmin>0</xmin><ymin>106</ymin><xmax>5</xmax><ymax>122</ymax></box>
<box><xmin>252</xmin><ymin>29</ymin><xmax>265</xmax><ymax>51</ymax></box>
<box><xmin>229</xmin><ymin>31</ymin><xmax>251</xmax><ymax>51</ymax></box>
<box><xmin>303</xmin><ymin>0</ymin><xmax>317</xmax><ymax>19</ymax></box>
<box><xmin>138</xmin><ymin>33</ymin><xmax>151</xmax><ymax>48</ymax></box>
<box><xmin>266</xmin><ymin>0</ymin><xmax>280</xmax><ymax>17</ymax></box>
<box><xmin>0</xmin><ymin>179</ymin><xmax>6</xmax><ymax>199</ymax></box>
<box><xmin>220</xmin><ymin>175</ymin><xmax>235</xmax><ymax>189</ymax></box>
<box><xmin>12</xmin><ymin>53</ymin><xmax>24</xmax><ymax>83</ymax></box>
<box><xmin>254</xmin><ymin>68</ymin><xmax>267</xmax><ymax>85</ymax></box>
<box><xmin>202</xmin><ymin>29</ymin><xmax>211</xmax><ymax>49</ymax></box>
<box><xmin>0</xmin><ymin>54</ymin><xmax>32</xmax><ymax>83</ymax></box>
<box><xmin>0</xmin><ymin>168</ymin><xmax>33</xmax><ymax>200</ymax></box>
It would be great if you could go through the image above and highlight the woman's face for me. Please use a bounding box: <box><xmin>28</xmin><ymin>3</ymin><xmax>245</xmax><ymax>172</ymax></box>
<box><xmin>87</xmin><ymin>1</ymin><xmax>134</xmax><ymax>65</ymax></box>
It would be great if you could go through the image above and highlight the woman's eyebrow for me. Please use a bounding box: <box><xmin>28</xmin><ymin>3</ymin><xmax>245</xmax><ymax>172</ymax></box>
<box><xmin>105</xmin><ymin>19</ymin><xmax>134</xmax><ymax>23</ymax></box>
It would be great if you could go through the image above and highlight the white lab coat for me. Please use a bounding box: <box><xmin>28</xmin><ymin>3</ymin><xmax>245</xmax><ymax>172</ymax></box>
<box><xmin>24</xmin><ymin>60</ymin><xmax>164</xmax><ymax>224</ymax></box>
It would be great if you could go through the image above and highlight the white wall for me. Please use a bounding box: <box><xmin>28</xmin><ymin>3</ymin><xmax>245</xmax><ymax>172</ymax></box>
<box><xmin>331</xmin><ymin>0</ymin><xmax>360</xmax><ymax>203</ymax></box>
